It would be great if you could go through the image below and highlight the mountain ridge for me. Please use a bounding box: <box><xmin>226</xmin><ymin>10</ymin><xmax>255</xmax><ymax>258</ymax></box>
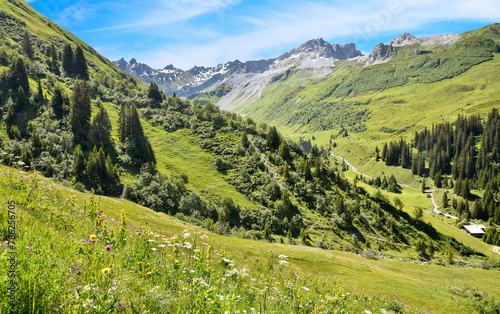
<box><xmin>113</xmin><ymin>38</ymin><xmax>363</xmax><ymax>97</ymax></box>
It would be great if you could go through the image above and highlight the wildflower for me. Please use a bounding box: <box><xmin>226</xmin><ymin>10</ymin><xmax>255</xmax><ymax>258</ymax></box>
<box><xmin>183</xmin><ymin>232</ymin><xmax>191</xmax><ymax>239</ymax></box>
<box><xmin>158</xmin><ymin>244</ymin><xmax>166</xmax><ymax>248</ymax></box>
<box><xmin>184</xmin><ymin>242</ymin><xmax>192</xmax><ymax>249</ymax></box>
<box><xmin>101</xmin><ymin>267</ymin><xmax>111</xmax><ymax>275</ymax></box>
<box><xmin>152</xmin><ymin>248</ymin><xmax>157</xmax><ymax>251</ymax></box>
<box><xmin>88</xmin><ymin>239</ymin><xmax>93</xmax><ymax>243</ymax></box>
<box><xmin>138</xmin><ymin>262</ymin><xmax>143</xmax><ymax>267</ymax></box>
<box><xmin>146</xmin><ymin>272</ymin><xmax>152</xmax><ymax>276</ymax></box>
<box><xmin>105</xmin><ymin>245</ymin><xmax>111</xmax><ymax>251</ymax></box>
<box><xmin>279</xmin><ymin>260</ymin><xmax>289</xmax><ymax>266</ymax></box>
<box><xmin>302</xmin><ymin>286</ymin><xmax>310</xmax><ymax>291</ymax></box>
<box><xmin>147</xmin><ymin>239</ymin><xmax>154</xmax><ymax>243</ymax></box>
<box><xmin>89</xmin><ymin>235</ymin><xmax>97</xmax><ymax>241</ymax></box>
<box><xmin>278</xmin><ymin>254</ymin><xmax>287</xmax><ymax>260</ymax></box>
<box><xmin>145</xmin><ymin>263</ymin><xmax>150</xmax><ymax>268</ymax></box>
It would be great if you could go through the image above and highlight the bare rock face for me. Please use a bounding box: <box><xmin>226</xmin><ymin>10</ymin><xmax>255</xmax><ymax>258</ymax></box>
<box><xmin>389</xmin><ymin>33</ymin><xmax>417</xmax><ymax>47</ymax></box>
<box><xmin>367</xmin><ymin>43</ymin><xmax>396</xmax><ymax>65</ymax></box>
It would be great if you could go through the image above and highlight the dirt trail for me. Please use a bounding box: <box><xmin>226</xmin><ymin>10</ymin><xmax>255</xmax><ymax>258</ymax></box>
<box><xmin>330</xmin><ymin>152</ymin><xmax>439</xmax><ymax>211</ymax></box>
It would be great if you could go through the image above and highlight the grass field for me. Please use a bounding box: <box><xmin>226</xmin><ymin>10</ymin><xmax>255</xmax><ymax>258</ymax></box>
<box><xmin>1</xmin><ymin>165</ymin><xmax>499</xmax><ymax>313</ymax></box>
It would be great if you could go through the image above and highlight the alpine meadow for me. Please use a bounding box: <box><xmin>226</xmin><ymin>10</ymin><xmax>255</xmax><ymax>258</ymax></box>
<box><xmin>1</xmin><ymin>0</ymin><xmax>500</xmax><ymax>313</ymax></box>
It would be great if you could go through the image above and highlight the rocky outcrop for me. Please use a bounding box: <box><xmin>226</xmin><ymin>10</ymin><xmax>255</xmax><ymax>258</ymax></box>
<box><xmin>367</xmin><ymin>43</ymin><xmax>396</xmax><ymax>65</ymax></box>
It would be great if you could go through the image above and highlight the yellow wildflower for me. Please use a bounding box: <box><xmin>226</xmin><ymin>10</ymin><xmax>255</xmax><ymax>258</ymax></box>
<box><xmin>101</xmin><ymin>267</ymin><xmax>111</xmax><ymax>275</ymax></box>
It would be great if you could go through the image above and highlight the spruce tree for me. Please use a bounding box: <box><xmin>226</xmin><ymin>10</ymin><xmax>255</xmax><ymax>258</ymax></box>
<box><xmin>21</xmin><ymin>31</ymin><xmax>34</xmax><ymax>59</ymax></box>
<box><xmin>89</xmin><ymin>106</ymin><xmax>112</xmax><ymax>152</ymax></box>
<box><xmin>147</xmin><ymin>82</ymin><xmax>163</xmax><ymax>103</ymax></box>
<box><xmin>50</xmin><ymin>43</ymin><xmax>60</xmax><ymax>75</ymax></box>
<box><xmin>73</xmin><ymin>144</ymin><xmax>86</xmax><ymax>180</ymax></box>
<box><xmin>266</xmin><ymin>126</ymin><xmax>280</xmax><ymax>150</ymax></box>
<box><xmin>73</xmin><ymin>46</ymin><xmax>88</xmax><ymax>78</ymax></box>
<box><xmin>62</xmin><ymin>44</ymin><xmax>74</xmax><ymax>75</ymax></box>
<box><xmin>87</xmin><ymin>146</ymin><xmax>119</xmax><ymax>195</ymax></box>
<box><xmin>442</xmin><ymin>192</ymin><xmax>449</xmax><ymax>208</ymax></box>
<box><xmin>70</xmin><ymin>80</ymin><xmax>91</xmax><ymax>145</ymax></box>
<box><xmin>16</xmin><ymin>86</ymin><xmax>28</xmax><ymax>112</ymax></box>
<box><xmin>10</xmin><ymin>58</ymin><xmax>30</xmax><ymax>94</ymax></box>
<box><xmin>51</xmin><ymin>88</ymin><xmax>65</xmax><ymax>119</ymax></box>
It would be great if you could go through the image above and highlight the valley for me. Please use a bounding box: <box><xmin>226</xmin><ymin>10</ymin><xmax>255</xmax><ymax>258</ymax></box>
<box><xmin>0</xmin><ymin>0</ymin><xmax>499</xmax><ymax>312</ymax></box>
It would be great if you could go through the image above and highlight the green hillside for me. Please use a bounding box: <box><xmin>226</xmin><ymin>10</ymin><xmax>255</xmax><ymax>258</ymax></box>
<box><xmin>0</xmin><ymin>0</ymin><xmax>499</xmax><ymax>312</ymax></box>
<box><xmin>1</xmin><ymin>165</ymin><xmax>500</xmax><ymax>313</ymax></box>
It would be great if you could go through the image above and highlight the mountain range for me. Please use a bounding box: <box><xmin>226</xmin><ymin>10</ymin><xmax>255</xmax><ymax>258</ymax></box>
<box><xmin>114</xmin><ymin>32</ymin><xmax>461</xmax><ymax>107</ymax></box>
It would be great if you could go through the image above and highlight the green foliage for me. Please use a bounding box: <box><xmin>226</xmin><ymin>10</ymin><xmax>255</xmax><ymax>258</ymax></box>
<box><xmin>89</xmin><ymin>106</ymin><xmax>112</xmax><ymax>152</ymax></box>
<box><xmin>70</xmin><ymin>80</ymin><xmax>91</xmax><ymax>145</ymax></box>
<box><xmin>118</xmin><ymin>103</ymin><xmax>155</xmax><ymax>165</ymax></box>
<box><xmin>73</xmin><ymin>46</ymin><xmax>88</xmax><ymax>78</ymax></box>
<box><xmin>86</xmin><ymin>146</ymin><xmax>119</xmax><ymax>195</ymax></box>
<box><xmin>21</xmin><ymin>30</ymin><xmax>33</xmax><ymax>59</ymax></box>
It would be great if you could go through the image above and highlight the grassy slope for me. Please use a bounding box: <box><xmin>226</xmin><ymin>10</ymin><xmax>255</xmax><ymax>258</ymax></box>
<box><xmin>341</xmin><ymin>168</ymin><xmax>498</xmax><ymax>259</ymax></box>
<box><xmin>1</xmin><ymin>165</ymin><xmax>500</xmax><ymax>313</ymax></box>
<box><xmin>0</xmin><ymin>0</ymin><xmax>257</xmax><ymax>209</ymax></box>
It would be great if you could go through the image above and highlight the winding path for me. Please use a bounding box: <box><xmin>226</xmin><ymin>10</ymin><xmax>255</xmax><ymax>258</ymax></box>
<box><xmin>330</xmin><ymin>152</ymin><xmax>439</xmax><ymax>211</ymax></box>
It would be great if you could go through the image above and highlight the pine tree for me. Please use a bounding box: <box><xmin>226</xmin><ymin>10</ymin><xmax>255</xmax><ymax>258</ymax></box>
<box><xmin>50</xmin><ymin>43</ymin><xmax>60</xmax><ymax>75</ymax></box>
<box><xmin>118</xmin><ymin>103</ymin><xmax>155</xmax><ymax>164</ymax></box>
<box><xmin>241</xmin><ymin>131</ymin><xmax>249</xmax><ymax>149</ymax></box>
<box><xmin>89</xmin><ymin>106</ymin><xmax>113</xmax><ymax>152</ymax></box>
<box><xmin>21</xmin><ymin>31</ymin><xmax>34</xmax><ymax>59</ymax></box>
<box><xmin>35</xmin><ymin>80</ymin><xmax>44</xmax><ymax>105</ymax></box>
<box><xmin>16</xmin><ymin>86</ymin><xmax>28</xmax><ymax>111</ymax></box>
<box><xmin>51</xmin><ymin>88</ymin><xmax>65</xmax><ymax>119</ymax></box>
<box><xmin>442</xmin><ymin>192</ymin><xmax>449</xmax><ymax>208</ymax></box>
<box><xmin>73</xmin><ymin>144</ymin><xmax>86</xmax><ymax>180</ymax></box>
<box><xmin>86</xmin><ymin>146</ymin><xmax>119</xmax><ymax>195</ymax></box>
<box><xmin>73</xmin><ymin>46</ymin><xmax>88</xmax><ymax>78</ymax></box>
<box><xmin>266</xmin><ymin>126</ymin><xmax>280</xmax><ymax>150</ymax></box>
<box><xmin>421</xmin><ymin>179</ymin><xmax>425</xmax><ymax>193</ymax></box>
<box><xmin>375</xmin><ymin>146</ymin><xmax>380</xmax><ymax>161</ymax></box>
<box><xmin>278</xmin><ymin>141</ymin><xmax>289</xmax><ymax>160</ymax></box>
<box><xmin>10</xmin><ymin>58</ymin><xmax>30</xmax><ymax>94</ymax></box>
<box><xmin>147</xmin><ymin>82</ymin><xmax>163</xmax><ymax>103</ymax></box>
<box><xmin>70</xmin><ymin>80</ymin><xmax>91</xmax><ymax>145</ymax></box>
<box><xmin>62</xmin><ymin>44</ymin><xmax>74</xmax><ymax>75</ymax></box>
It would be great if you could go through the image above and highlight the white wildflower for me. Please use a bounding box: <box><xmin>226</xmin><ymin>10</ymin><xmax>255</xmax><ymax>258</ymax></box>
<box><xmin>279</xmin><ymin>260</ymin><xmax>289</xmax><ymax>266</ymax></box>
<box><xmin>278</xmin><ymin>254</ymin><xmax>287</xmax><ymax>260</ymax></box>
<box><xmin>183</xmin><ymin>233</ymin><xmax>191</xmax><ymax>239</ymax></box>
<box><xmin>151</xmin><ymin>248</ymin><xmax>157</xmax><ymax>251</ymax></box>
<box><xmin>147</xmin><ymin>239</ymin><xmax>154</xmax><ymax>243</ymax></box>
<box><xmin>158</xmin><ymin>244</ymin><xmax>166</xmax><ymax>248</ymax></box>
<box><xmin>184</xmin><ymin>242</ymin><xmax>192</xmax><ymax>249</ymax></box>
<box><xmin>302</xmin><ymin>286</ymin><xmax>310</xmax><ymax>291</ymax></box>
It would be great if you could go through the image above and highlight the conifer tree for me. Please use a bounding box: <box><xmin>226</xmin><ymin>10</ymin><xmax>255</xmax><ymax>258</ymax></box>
<box><xmin>442</xmin><ymin>192</ymin><xmax>449</xmax><ymax>208</ymax></box>
<box><xmin>241</xmin><ymin>131</ymin><xmax>249</xmax><ymax>149</ymax></box>
<box><xmin>51</xmin><ymin>88</ymin><xmax>65</xmax><ymax>119</ymax></box>
<box><xmin>87</xmin><ymin>146</ymin><xmax>119</xmax><ymax>195</ymax></box>
<box><xmin>266</xmin><ymin>126</ymin><xmax>280</xmax><ymax>149</ymax></box>
<box><xmin>89</xmin><ymin>106</ymin><xmax>112</xmax><ymax>152</ymax></box>
<box><xmin>70</xmin><ymin>80</ymin><xmax>91</xmax><ymax>145</ymax></box>
<box><xmin>62</xmin><ymin>44</ymin><xmax>74</xmax><ymax>75</ymax></box>
<box><xmin>21</xmin><ymin>31</ymin><xmax>34</xmax><ymax>59</ymax></box>
<box><xmin>147</xmin><ymin>82</ymin><xmax>163</xmax><ymax>103</ymax></box>
<box><xmin>50</xmin><ymin>43</ymin><xmax>60</xmax><ymax>75</ymax></box>
<box><xmin>16</xmin><ymin>86</ymin><xmax>28</xmax><ymax>111</ymax></box>
<box><xmin>10</xmin><ymin>58</ymin><xmax>30</xmax><ymax>94</ymax></box>
<box><xmin>118</xmin><ymin>103</ymin><xmax>155</xmax><ymax>164</ymax></box>
<box><xmin>73</xmin><ymin>144</ymin><xmax>86</xmax><ymax>180</ymax></box>
<box><xmin>73</xmin><ymin>46</ymin><xmax>88</xmax><ymax>78</ymax></box>
<box><xmin>35</xmin><ymin>80</ymin><xmax>44</xmax><ymax>105</ymax></box>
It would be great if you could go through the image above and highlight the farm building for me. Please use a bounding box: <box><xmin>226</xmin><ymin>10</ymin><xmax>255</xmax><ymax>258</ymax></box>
<box><xmin>462</xmin><ymin>224</ymin><xmax>487</xmax><ymax>238</ymax></box>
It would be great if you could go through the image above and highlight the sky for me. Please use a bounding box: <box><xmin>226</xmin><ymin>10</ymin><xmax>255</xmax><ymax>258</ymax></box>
<box><xmin>26</xmin><ymin>0</ymin><xmax>500</xmax><ymax>70</ymax></box>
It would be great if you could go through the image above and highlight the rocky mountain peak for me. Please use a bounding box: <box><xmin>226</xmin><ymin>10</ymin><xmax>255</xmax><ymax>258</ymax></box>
<box><xmin>129</xmin><ymin>58</ymin><xmax>138</xmax><ymax>65</ymax></box>
<box><xmin>367</xmin><ymin>43</ymin><xmax>396</xmax><ymax>65</ymax></box>
<box><xmin>389</xmin><ymin>33</ymin><xmax>417</xmax><ymax>47</ymax></box>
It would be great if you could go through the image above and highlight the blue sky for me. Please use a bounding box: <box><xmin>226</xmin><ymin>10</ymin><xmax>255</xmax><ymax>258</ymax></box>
<box><xmin>26</xmin><ymin>0</ymin><xmax>500</xmax><ymax>70</ymax></box>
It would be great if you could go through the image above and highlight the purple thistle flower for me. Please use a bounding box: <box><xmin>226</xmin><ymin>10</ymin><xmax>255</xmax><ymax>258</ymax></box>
<box><xmin>88</xmin><ymin>239</ymin><xmax>93</xmax><ymax>243</ymax></box>
<box><xmin>105</xmin><ymin>245</ymin><xmax>111</xmax><ymax>251</ymax></box>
